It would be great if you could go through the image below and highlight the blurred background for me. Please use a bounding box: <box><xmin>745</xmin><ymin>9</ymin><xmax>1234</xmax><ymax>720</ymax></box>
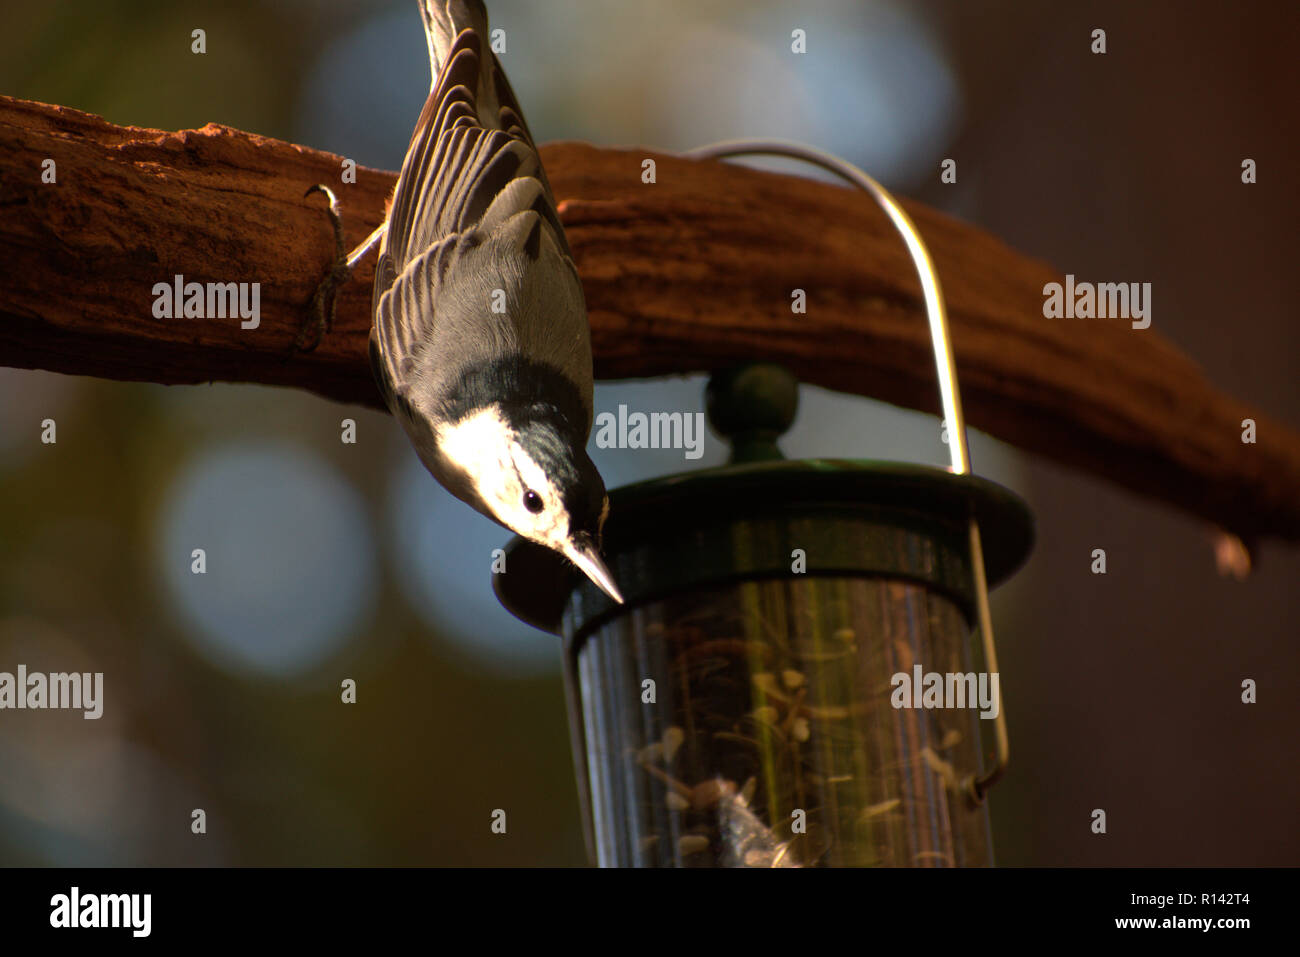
<box><xmin>0</xmin><ymin>0</ymin><xmax>1296</xmax><ymax>865</ymax></box>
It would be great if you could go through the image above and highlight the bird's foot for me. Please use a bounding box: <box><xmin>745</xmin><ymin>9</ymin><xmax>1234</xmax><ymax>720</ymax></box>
<box><xmin>294</xmin><ymin>184</ymin><xmax>351</xmax><ymax>355</ymax></box>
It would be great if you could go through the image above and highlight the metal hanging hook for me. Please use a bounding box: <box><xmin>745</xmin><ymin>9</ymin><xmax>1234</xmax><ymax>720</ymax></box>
<box><xmin>687</xmin><ymin>139</ymin><xmax>1009</xmax><ymax>802</ymax></box>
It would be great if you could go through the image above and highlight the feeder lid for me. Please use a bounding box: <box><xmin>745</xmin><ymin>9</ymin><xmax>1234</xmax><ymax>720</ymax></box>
<box><xmin>494</xmin><ymin>458</ymin><xmax>1034</xmax><ymax>634</ymax></box>
<box><xmin>495</xmin><ymin>363</ymin><xmax>1034</xmax><ymax>633</ymax></box>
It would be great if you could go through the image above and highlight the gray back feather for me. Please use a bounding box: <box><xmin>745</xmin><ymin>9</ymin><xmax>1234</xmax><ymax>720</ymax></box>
<box><xmin>371</xmin><ymin>0</ymin><xmax>592</xmax><ymax>438</ymax></box>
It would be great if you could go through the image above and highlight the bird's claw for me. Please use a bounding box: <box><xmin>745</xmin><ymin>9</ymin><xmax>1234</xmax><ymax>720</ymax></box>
<box><xmin>294</xmin><ymin>184</ymin><xmax>350</xmax><ymax>355</ymax></box>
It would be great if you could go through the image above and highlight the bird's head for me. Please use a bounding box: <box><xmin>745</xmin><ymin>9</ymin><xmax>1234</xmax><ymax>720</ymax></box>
<box><xmin>435</xmin><ymin>402</ymin><xmax>623</xmax><ymax>604</ymax></box>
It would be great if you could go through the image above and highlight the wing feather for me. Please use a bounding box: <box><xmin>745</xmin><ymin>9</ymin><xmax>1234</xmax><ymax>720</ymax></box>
<box><xmin>371</xmin><ymin>2</ymin><xmax>584</xmax><ymax>424</ymax></box>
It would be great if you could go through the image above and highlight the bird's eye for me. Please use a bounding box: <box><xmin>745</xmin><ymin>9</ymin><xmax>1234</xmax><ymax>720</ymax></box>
<box><xmin>523</xmin><ymin>489</ymin><xmax>544</xmax><ymax>513</ymax></box>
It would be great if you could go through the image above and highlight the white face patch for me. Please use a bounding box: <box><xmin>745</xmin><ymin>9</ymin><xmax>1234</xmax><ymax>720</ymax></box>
<box><xmin>434</xmin><ymin>406</ymin><xmax>568</xmax><ymax>550</ymax></box>
<box><xmin>508</xmin><ymin>443</ymin><xmax>568</xmax><ymax>548</ymax></box>
<box><xmin>435</xmin><ymin>406</ymin><xmax>514</xmax><ymax>494</ymax></box>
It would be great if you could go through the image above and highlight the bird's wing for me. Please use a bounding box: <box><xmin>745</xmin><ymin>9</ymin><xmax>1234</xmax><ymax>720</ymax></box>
<box><xmin>370</xmin><ymin>2</ymin><xmax>574</xmax><ymax>413</ymax></box>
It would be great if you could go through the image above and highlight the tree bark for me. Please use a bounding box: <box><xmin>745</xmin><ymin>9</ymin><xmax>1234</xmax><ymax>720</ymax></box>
<box><xmin>1</xmin><ymin>95</ymin><xmax>1296</xmax><ymax>546</ymax></box>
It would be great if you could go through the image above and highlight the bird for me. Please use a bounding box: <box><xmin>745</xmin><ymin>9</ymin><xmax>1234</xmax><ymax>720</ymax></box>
<box><xmin>301</xmin><ymin>0</ymin><xmax>623</xmax><ymax>604</ymax></box>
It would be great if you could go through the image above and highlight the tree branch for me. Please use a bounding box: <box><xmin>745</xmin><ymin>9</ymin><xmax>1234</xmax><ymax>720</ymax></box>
<box><xmin>1</xmin><ymin>95</ymin><xmax>1296</xmax><ymax>546</ymax></box>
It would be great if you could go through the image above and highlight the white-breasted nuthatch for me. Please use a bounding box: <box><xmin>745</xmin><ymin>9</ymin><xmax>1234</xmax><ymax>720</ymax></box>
<box><xmin>303</xmin><ymin>0</ymin><xmax>623</xmax><ymax>603</ymax></box>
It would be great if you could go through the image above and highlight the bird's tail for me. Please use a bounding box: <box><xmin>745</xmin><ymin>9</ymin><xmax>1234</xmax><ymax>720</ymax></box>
<box><xmin>419</xmin><ymin>0</ymin><xmax>489</xmax><ymax>89</ymax></box>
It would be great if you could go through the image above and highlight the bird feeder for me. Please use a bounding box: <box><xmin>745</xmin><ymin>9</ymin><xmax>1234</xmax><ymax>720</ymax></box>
<box><xmin>494</xmin><ymin>143</ymin><xmax>1034</xmax><ymax>867</ymax></box>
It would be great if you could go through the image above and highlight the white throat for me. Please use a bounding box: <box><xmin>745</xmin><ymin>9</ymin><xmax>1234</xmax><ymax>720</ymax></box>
<box><xmin>435</xmin><ymin>406</ymin><xmax>515</xmax><ymax>493</ymax></box>
<box><xmin>434</xmin><ymin>406</ymin><xmax>567</xmax><ymax>547</ymax></box>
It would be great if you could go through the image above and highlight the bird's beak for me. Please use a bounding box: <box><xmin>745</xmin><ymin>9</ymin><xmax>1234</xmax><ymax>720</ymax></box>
<box><xmin>565</xmin><ymin>540</ymin><xmax>625</xmax><ymax>604</ymax></box>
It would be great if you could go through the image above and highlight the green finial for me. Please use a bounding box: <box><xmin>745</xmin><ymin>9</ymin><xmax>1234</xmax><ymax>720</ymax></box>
<box><xmin>706</xmin><ymin>363</ymin><xmax>799</xmax><ymax>463</ymax></box>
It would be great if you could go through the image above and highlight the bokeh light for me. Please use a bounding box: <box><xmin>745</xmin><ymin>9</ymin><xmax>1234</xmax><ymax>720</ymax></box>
<box><xmin>297</xmin><ymin>0</ymin><xmax>959</xmax><ymax>186</ymax></box>
<box><xmin>156</xmin><ymin>443</ymin><xmax>377</xmax><ymax>678</ymax></box>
